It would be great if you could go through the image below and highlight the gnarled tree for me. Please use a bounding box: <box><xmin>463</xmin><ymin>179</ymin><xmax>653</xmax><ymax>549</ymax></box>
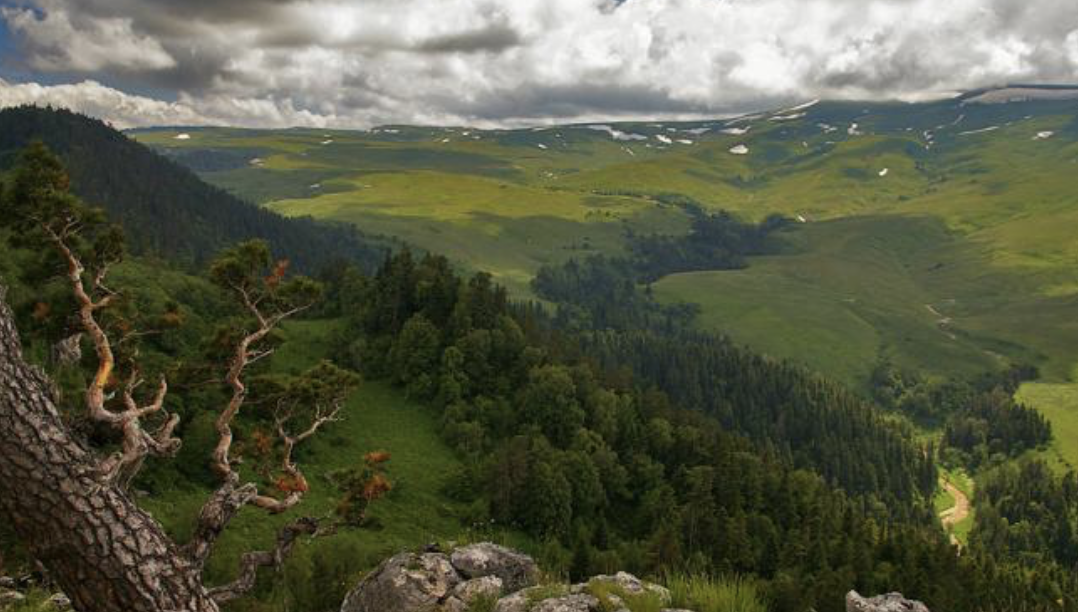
<box><xmin>0</xmin><ymin>144</ymin><xmax>354</xmax><ymax>611</ymax></box>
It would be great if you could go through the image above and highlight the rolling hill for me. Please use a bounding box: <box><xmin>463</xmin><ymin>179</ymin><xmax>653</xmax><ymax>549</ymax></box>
<box><xmin>130</xmin><ymin>86</ymin><xmax>1078</xmax><ymax>468</ymax></box>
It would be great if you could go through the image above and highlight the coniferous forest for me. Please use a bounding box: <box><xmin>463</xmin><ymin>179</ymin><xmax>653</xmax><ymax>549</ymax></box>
<box><xmin>0</xmin><ymin>106</ymin><xmax>384</xmax><ymax>273</ymax></box>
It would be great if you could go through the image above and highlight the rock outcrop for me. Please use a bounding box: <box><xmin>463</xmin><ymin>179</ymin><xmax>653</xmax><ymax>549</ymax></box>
<box><xmin>340</xmin><ymin>543</ymin><xmax>540</xmax><ymax>612</ymax></box>
<box><xmin>340</xmin><ymin>542</ymin><xmax>682</xmax><ymax>612</ymax></box>
<box><xmin>450</xmin><ymin>542</ymin><xmax>539</xmax><ymax>593</ymax></box>
<box><xmin>340</xmin><ymin>552</ymin><xmax>462</xmax><ymax>612</ymax></box>
<box><xmin>588</xmin><ymin>571</ymin><xmax>670</xmax><ymax>601</ymax></box>
<box><xmin>847</xmin><ymin>590</ymin><xmax>931</xmax><ymax>612</ymax></box>
<box><xmin>338</xmin><ymin>544</ymin><xmax>928</xmax><ymax>612</ymax></box>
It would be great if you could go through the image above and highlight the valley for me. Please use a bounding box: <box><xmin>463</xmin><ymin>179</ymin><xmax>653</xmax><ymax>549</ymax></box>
<box><xmin>5</xmin><ymin>0</ymin><xmax>1078</xmax><ymax>607</ymax></box>
<box><xmin>3</xmin><ymin>90</ymin><xmax>1078</xmax><ymax>612</ymax></box>
<box><xmin>135</xmin><ymin>92</ymin><xmax>1078</xmax><ymax>473</ymax></box>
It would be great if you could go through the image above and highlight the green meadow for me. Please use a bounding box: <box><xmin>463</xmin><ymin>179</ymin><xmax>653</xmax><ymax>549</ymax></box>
<box><xmin>132</xmin><ymin>96</ymin><xmax>1078</xmax><ymax>445</ymax></box>
<box><xmin>1015</xmin><ymin>380</ymin><xmax>1078</xmax><ymax>472</ymax></box>
<box><xmin>140</xmin><ymin>319</ymin><xmax>490</xmax><ymax>609</ymax></box>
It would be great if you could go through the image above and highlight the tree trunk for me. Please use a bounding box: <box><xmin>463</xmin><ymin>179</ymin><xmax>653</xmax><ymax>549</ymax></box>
<box><xmin>0</xmin><ymin>287</ymin><xmax>219</xmax><ymax>612</ymax></box>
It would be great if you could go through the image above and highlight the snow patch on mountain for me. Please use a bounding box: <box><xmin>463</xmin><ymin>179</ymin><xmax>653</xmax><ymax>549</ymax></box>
<box><xmin>587</xmin><ymin>125</ymin><xmax>647</xmax><ymax>141</ymax></box>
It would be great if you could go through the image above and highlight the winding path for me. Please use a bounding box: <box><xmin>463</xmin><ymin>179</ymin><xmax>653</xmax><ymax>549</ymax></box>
<box><xmin>939</xmin><ymin>478</ymin><xmax>971</xmax><ymax>547</ymax></box>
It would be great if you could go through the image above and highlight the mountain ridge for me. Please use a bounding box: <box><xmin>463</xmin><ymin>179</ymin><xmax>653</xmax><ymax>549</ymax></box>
<box><xmin>0</xmin><ymin>105</ymin><xmax>385</xmax><ymax>273</ymax></box>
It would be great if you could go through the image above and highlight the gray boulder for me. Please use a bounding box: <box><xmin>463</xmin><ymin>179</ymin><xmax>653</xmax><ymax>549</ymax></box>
<box><xmin>587</xmin><ymin>571</ymin><xmax>671</xmax><ymax>604</ymax></box>
<box><xmin>45</xmin><ymin>593</ymin><xmax>73</xmax><ymax>610</ymax></box>
<box><xmin>453</xmin><ymin>575</ymin><xmax>503</xmax><ymax>601</ymax></box>
<box><xmin>339</xmin><ymin>544</ymin><xmax>694</xmax><ymax>612</ymax></box>
<box><xmin>441</xmin><ymin>576</ymin><xmax>505</xmax><ymax>612</ymax></box>
<box><xmin>493</xmin><ymin>586</ymin><xmax>567</xmax><ymax>612</ymax></box>
<box><xmin>846</xmin><ymin>591</ymin><xmax>930</xmax><ymax>612</ymax></box>
<box><xmin>451</xmin><ymin>543</ymin><xmax>539</xmax><ymax>592</ymax></box>
<box><xmin>340</xmin><ymin>552</ymin><xmax>461</xmax><ymax>612</ymax></box>
<box><xmin>529</xmin><ymin>593</ymin><xmax>600</xmax><ymax>612</ymax></box>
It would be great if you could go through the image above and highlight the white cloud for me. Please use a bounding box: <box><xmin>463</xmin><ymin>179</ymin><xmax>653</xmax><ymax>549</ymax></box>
<box><xmin>0</xmin><ymin>79</ymin><xmax>330</xmax><ymax>129</ymax></box>
<box><xmin>1067</xmin><ymin>30</ymin><xmax>1078</xmax><ymax>70</ymax></box>
<box><xmin>2</xmin><ymin>0</ymin><xmax>1078</xmax><ymax>127</ymax></box>
<box><xmin>1</xmin><ymin>0</ymin><xmax>175</xmax><ymax>72</ymax></box>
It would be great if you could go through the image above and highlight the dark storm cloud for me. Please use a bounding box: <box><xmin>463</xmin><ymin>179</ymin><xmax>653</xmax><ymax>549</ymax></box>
<box><xmin>417</xmin><ymin>22</ymin><xmax>522</xmax><ymax>54</ymax></box>
<box><xmin>444</xmin><ymin>82</ymin><xmax>707</xmax><ymax>121</ymax></box>
<box><xmin>75</xmin><ymin>0</ymin><xmax>296</xmax><ymax>24</ymax></box>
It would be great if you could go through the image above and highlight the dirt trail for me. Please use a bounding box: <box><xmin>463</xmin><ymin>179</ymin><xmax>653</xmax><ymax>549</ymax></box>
<box><xmin>939</xmin><ymin>478</ymin><xmax>971</xmax><ymax>546</ymax></box>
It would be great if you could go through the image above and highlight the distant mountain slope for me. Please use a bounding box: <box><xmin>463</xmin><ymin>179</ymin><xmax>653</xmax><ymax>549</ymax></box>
<box><xmin>127</xmin><ymin>90</ymin><xmax>1078</xmax><ymax>396</ymax></box>
<box><xmin>0</xmin><ymin>105</ymin><xmax>383</xmax><ymax>272</ymax></box>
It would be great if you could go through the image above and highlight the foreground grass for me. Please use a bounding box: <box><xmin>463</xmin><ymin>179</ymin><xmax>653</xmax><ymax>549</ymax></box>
<box><xmin>665</xmin><ymin>574</ymin><xmax>768</xmax><ymax>612</ymax></box>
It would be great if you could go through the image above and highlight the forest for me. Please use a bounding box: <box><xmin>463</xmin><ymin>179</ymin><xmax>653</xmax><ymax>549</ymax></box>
<box><xmin>0</xmin><ymin>106</ymin><xmax>385</xmax><ymax>273</ymax></box>
<box><xmin>330</xmin><ymin>247</ymin><xmax>1078</xmax><ymax>611</ymax></box>
<box><xmin>531</xmin><ymin>206</ymin><xmax>784</xmax><ymax>331</ymax></box>
<box><xmin>0</xmin><ymin>117</ymin><xmax>1076</xmax><ymax>612</ymax></box>
<box><xmin>870</xmin><ymin>362</ymin><xmax>1053</xmax><ymax>469</ymax></box>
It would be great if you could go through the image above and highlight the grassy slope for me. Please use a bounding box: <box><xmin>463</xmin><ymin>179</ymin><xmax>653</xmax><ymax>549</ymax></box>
<box><xmin>1015</xmin><ymin>381</ymin><xmax>1078</xmax><ymax>472</ymax></box>
<box><xmin>655</xmin><ymin>109</ymin><xmax>1078</xmax><ymax>382</ymax></box>
<box><xmin>134</xmin><ymin>127</ymin><xmax>690</xmax><ymax>297</ymax></box>
<box><xmin>141</xmin><ymin>319</ymin><xmax>471</xmax><ymax>609</ymax></box>
<box><xmin>655</xmin><ymin>216</ymin><xmax>1004</xmax><ymax>386</ymax></box>
<box><xmin>132</xmin><ymin>98</ymin><xmax>1078</xmax><ymax>444</ymax></box>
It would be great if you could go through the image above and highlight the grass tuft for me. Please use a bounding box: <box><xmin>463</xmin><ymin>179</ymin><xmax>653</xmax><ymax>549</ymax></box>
<box><xmin>665</xmin><ymin>573</ymin><xmax>768</xmax><ymax>612</ymax></box>
<box><xmin>587</xmin><ymin>579</ymin><xmax>665</xmax><ymax>612</ymax></box>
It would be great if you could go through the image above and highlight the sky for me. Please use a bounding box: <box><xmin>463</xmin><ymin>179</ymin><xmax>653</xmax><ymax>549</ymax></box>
<box><xmin>1</xmin><ymin>0</ymin><xmax>1077</xmax><ymax>129</ymax></box>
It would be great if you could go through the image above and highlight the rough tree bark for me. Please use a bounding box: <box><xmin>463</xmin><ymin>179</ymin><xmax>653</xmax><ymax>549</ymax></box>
<box><xmin>0</xmin><ymin>150</ymin><xmax>326</xmax><ymax>611</ymax></box>
<box><xmin>0</xmin><ymin>285</ymin><xmax>221</xmax><ymax>611</ymax></box>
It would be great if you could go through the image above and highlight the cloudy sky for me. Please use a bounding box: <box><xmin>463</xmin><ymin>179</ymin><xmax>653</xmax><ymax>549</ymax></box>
<box><xmin>1</xmin><ymin>0</ymin><xmax>1077</xmax><ymax>129</ymax></box>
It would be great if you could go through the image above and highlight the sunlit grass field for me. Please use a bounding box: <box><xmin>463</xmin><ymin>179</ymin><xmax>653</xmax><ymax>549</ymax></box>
<box><xmin>132</xmin><ymin>96</ymin><xmax>1078</xmax><ymax>403</ymax></box>
<box><xmin>1016</xmin><ymin>380</ymin><xmax>1078</xmax><ymax>472</ymax></box>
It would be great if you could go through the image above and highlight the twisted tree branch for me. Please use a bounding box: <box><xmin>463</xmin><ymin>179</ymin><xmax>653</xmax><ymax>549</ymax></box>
<box><xmin>183</xmin><ymin>474</ymin><xmax>260</xmax><ymax>569</ymax></box>
<box><xmin>42</xmin><ymin>224</ymin><xmax>180</xmax><ymax>489</ymax></box>
<box><xmin>206</xmin><ymin>517</ymin><xmax>319</xmax><ymax>604</ymax></box>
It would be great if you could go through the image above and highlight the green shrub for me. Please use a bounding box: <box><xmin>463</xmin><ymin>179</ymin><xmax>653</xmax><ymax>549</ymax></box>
<box><xmin>666</xmin><ymin>573</ymin><xmax>767</xmax><ymax>612</ymax></box>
